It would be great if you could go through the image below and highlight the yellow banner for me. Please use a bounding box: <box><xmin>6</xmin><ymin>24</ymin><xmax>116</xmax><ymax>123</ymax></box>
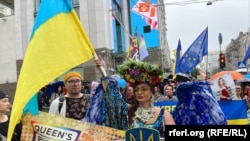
<box><xmin>21</xmin><ymin>112</ymin><xmax>125</xmax><ymax>141</ymax></box>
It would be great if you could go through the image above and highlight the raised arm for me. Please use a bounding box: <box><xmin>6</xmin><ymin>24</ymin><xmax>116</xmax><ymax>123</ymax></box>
<box><xmin>94</xmin><ymin>55</ymin><xmax>106</xmax><ymax>75</ymax></box>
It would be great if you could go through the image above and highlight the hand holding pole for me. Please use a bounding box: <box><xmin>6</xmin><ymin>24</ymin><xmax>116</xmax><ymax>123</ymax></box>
<box><xmin>94</xmin><ymin>54</ymin><xmax>107</xmax><ymax>77</ymax></box>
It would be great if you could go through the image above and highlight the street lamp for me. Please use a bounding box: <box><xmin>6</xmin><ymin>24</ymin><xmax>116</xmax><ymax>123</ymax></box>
<box><xmin>218</xmin><ymin>33</ymin><xmax>223</xmax><ymax>53</ymax></box>
<box><xmin>206</xmin><ymin>1</ymin><xmax>213</xmax><ymax>5</ymax></box>
<box><xmin>218</xmin><ymin>33</ymin><xmax>225</xmax><ymax>70</ymax></box>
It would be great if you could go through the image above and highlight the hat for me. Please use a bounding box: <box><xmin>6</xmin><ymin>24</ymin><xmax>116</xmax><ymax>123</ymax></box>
<box><xmin>64</xmin><ymin>71</ymin><xmax>83</xmax><ymax>82</ymax></box>
<box><xmin>0</xmin><ymin>91</ymin><xmax>8</xmax><ymax>99</ymax></box>
<box><xmin>118</xmin><ymin>59</ymin><xmax>165</xmax><ymax>86</ymax></box>
<box><xmin>174</xmin><ymin>73</ymin><xmax>191</xmax><ymax>82</ymax></box>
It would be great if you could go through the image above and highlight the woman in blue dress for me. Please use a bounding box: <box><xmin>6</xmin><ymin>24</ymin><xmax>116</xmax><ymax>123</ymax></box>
<box><xmin>117</xmin><ymin>59</ymin><xmax>176</xmax><ymax>137</ymax></box>
<box><xmin>126</xmin><ymin>82</ymin><xmax>175</xmax><ymax>136</ymax></box>
<box><xmin>88</xmin><ymin>56</ymin><xmax>227</xmax><ymax>141</ymax></box>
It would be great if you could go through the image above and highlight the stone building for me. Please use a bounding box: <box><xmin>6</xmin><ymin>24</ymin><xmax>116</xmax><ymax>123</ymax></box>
<box><xmin>225</xmin><ymin>31</ymin><xmax>250</xmax><ymax>71</ymax></box>
<box><xmin>0</xmin><ymin>0</ymin><xmax>171</xmax><ymax>102</ymax></box>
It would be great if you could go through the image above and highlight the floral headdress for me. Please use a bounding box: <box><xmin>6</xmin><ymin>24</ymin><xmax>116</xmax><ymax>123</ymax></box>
<box><xmin>118</xmin><ymin>59</ymin><xmax>166</xmax><ymax>86</ymax></box>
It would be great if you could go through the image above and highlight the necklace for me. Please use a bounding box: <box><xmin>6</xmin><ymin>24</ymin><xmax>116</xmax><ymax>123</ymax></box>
<box><xmin>134</xmin><ymin>106</ymin><xmax>155</xmax><ymax>123</ymax></box>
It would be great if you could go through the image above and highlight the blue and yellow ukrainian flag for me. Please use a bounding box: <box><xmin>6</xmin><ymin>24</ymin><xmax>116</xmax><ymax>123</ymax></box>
<box><xmin>218</xmin><ymin>100</ymin><xmax>248</xmax><ymax>125</ymax></box>
<box><xmin>155</xmin><ymin>100</ymin><xmax>248</xmax><ymax>125</ymax></box>
<box><xmin>172</xmin><ymin>39</ymin><xmax>182</xmax><ymax>79</ymax></box>
<box><xmin>8</xmin><ymin>0</ymin><xmax>96</xmax><ymax>140</ymax></box>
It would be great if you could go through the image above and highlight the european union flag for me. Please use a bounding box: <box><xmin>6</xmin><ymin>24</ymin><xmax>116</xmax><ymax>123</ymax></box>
<box><xmin>178</xmin><ymin>27</ymin><xmax>208</xmax><ymax>73</ymax></box>
<box><xmin>242</xmin><ymin>44</ymin><xmax>250</xmax><ymax>63</ymax></box>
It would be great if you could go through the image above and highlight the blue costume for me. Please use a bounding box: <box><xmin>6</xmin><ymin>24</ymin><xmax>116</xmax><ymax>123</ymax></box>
<box><xmin>82</xmin><ymin>76</ymin><xmax>128</xmax><ymax>130</ymax></box>
<box><xmin>172</xmin><ymin>81</ymin><xmax>227</xmax><ymax>125</ymax></box>
<box><xmin>128</xmin><ymin>109</ymin><xmax>165</xmax><ymax>137</ymax></box>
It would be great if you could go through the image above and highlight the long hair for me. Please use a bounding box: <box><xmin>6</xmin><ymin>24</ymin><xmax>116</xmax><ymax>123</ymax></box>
<box><xmin>55</xmin><ymin>84</ymin><xmax>63</xmax><ymax>94</ymax></box>
<box><xmin>217</xmin><ymin>78</ymin><xmax>226</xmax><ymax>88</ymax></box>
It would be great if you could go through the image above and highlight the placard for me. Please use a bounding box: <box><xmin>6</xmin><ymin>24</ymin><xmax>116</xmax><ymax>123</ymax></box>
<box><xmin>21</xmin><ymin>112</ymin><xmax>125</xmax><ymax>141</ymax></box>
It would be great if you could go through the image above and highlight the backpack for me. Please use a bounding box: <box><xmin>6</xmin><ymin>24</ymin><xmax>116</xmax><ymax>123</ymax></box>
<box><xmin>58</xmin><ymin>95</ymin><xmax>65</xmax><ymax>113</ymax></box>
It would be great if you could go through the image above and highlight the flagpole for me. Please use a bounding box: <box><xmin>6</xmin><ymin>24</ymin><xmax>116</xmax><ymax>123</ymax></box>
<box><xmin>206</xmin><ymin>55</ymin><xmax>208</xmax><ymax>80</ymax></box>
<box><xmin>246</xmin><ymin>45</ymin><xmax>249</xmax><ymax>73</ymax></box>
<box><xmin>136</xmin><ymin>26</ymin><xmax>140</xmax><ymax>61</ymax></box>
<box><xmin>94</xmin><ymin>54</ymin><xmax>107</xmax><ymax>77</ymax></box>
<box><xmin>138</xmin><ymin>37</ymin><xmax>140</xmax><ymax>61</ymax></box>
<box><xmin>246</xmin><ymin>58</ymin><xmax>249</xmax><ymax>73</ymax></box>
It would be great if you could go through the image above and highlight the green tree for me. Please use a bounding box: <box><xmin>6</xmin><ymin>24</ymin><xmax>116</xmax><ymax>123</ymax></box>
<box><xmin>191</xmin><ymin>68</ymin><xmax>200</xmax><ymax>78</ymax></box>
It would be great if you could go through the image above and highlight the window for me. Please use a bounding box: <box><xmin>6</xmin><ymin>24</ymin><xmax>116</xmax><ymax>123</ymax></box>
<box><xmin>72</xmin><ymin>0</ymin><xmax>79</xmax><ymax>5</ymax></box>
<box><xmin>34</xmin><ymin>0</ymin><xmax>80</xmax><ymax>18</ymax></box>
<box><xmin>34</xmin><ymin>0</ymin><xmax>42</xmax><ymax>16</ymax></box>
<box><xmin>111</xmin><ymin>0</ymin><xmax>122</xmax><ymax>23</ymax></box>
<box><xmin>112</xmin><ymin>0</ymin><xmax>124</xmax><ymax>54</ymax></box>
<box><xmin>71</xmin><ymin>0</ymin><xmax>80</xmax><ymax>18</ymax></box>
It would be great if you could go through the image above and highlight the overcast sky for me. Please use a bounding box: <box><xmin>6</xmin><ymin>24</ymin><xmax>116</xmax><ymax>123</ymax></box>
<box><xmin>165</xmin><ymin>0</ymin><xmax>249</xmax><ymax>53</ymax></box>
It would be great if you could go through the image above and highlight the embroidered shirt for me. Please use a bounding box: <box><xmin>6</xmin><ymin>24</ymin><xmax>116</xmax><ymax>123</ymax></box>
<box><xmin>129</xmin><ymin>109</ymin><xmax>164</xmax><ymax>137</ymax></box>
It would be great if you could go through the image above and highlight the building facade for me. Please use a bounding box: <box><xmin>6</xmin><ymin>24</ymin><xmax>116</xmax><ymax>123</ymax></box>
<box><xmin>225</xmin><ymin>31</ymin><xmax>250</xmax><ymax>71</ymax></box>
<box><xmin>0</xmin><ymin>0</ymin><xmax>171</xmax><ymax>102</ymax></box>
<box><xmin>202</xmin><ymin>31</ymin><xmax>250</xmax><ymax>78</ymax></box>
<box><xmin>206</xmin><ymin>51</ymin><xmax>221</xmax><ymax>76</ymax></box>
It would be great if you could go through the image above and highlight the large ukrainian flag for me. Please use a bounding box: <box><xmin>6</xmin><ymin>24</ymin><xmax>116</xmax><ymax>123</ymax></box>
<box><xmin>155</xmin><ymin>100</ymin><xmax>248</xmax><ymax>125</ymax></box>
<box><xmin>8</xmin><ymin>0</ymin><xmax>96</xmax><ymax>140</ymax></box>
<box><xmin>218</xmin><ymin>100</ymin><xmax>248</xmax><ymax>125</ymax></box>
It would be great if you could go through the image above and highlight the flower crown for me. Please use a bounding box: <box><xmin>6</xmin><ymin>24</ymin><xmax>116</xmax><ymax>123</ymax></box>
<box><xmin>118</xmin><ymin>59</ymin><xmax>166</xmax><ymax>86</ymax></box>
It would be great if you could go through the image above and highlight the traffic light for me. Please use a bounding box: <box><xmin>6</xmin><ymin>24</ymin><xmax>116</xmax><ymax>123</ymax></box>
<box><xmin>219</xmin><ymin>53</ymin><xmax>226</xmax><ymax>69</ymax></box>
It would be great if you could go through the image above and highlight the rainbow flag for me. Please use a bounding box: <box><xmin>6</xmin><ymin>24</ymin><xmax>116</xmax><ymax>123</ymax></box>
<box><xmin>139</xmin><ymin>34</ymin><xmax>149</xmax><ymax>61</ymax></box>
<box><xmin>8</xmin><ymin>0</ymin><xmax>96</xmax><ymax>140</ymax></box>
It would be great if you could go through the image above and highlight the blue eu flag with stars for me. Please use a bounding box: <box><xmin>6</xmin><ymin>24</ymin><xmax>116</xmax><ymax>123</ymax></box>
<box><xmin>178</xmin><ymin>27</ymin><xmax>208</xmax><ymax>73</ymax></box>
<box><xmin>242</xmin><ymin>44</ymin><xmax>250</xmax><ymax>63</ymax></box>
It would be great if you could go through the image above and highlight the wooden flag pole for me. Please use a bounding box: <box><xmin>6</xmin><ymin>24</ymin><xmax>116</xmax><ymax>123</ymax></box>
<box><xmin>94</xmin><ymin>54</ymin><xmax>107</xmax><ymax>77</ymax></box>
<box><xmin>94</xmin><ymin>54</ymin><xmax>108</xmax><ymax>91</ymax></box>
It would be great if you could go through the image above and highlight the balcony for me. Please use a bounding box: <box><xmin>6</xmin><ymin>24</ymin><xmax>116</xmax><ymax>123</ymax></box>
<box><xmin>0</xmin><ymin>5</ymin><xmax>12</xmax><ymax>17</ymax></box>
<box><xmin>0</xmin><ymin>0</ymin><xmax>14</xmax><ymax>9</ymax></box>
<box><xmin>0</xmin><ymin>9</ymin><xmax>4</xmax><ymax>17</ymax></box>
